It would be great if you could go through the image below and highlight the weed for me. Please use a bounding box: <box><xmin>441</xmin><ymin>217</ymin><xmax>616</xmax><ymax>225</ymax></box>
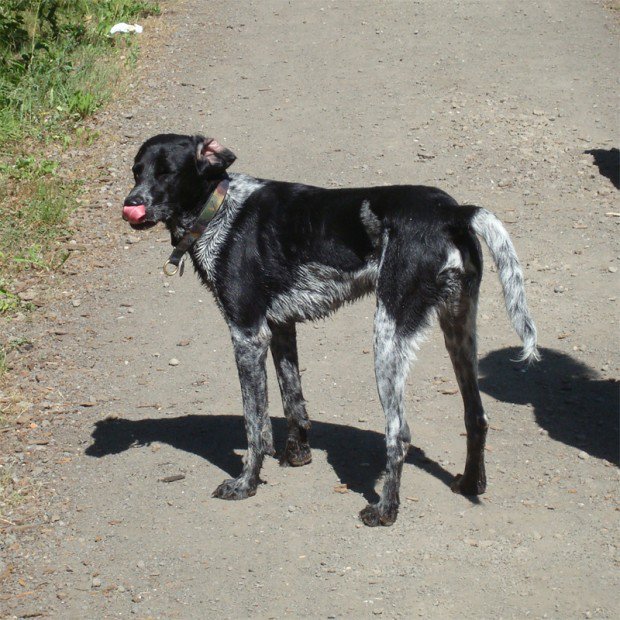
<box><xmin>0</xmin><ymin>460</ymin><xmax>30</xmax><ymax>520</ymax></box>
<box><xmin>0</xmin><ymin>155</ymin><xmax>58</xmax><ymax>180</ymax></box>
<box><xmin>0</xmin><ymin>279</ymin><xmax>23</xmax><ymax>315</ymax></box>
<box><xmin>0</xmin><ymin>1</ymin><xmax>160</xmax><ymax>314</ymax></box>
<box><xmin>0</xmin><ymin>174</ymin><xmax>79</xmax><ymax>275</ymax></box>
<box><xmin>0</xmin><ymin>0</ymin><xmax>160</xmax><ymax>146</ymax></box>
<box><xmin>68</xmin><ymin>89</ymin><xmax>97</xmax><ymax>118</ymax></box>
<box><xmin>0</xmin><ymin>344</ymin><xmax>6</xmax><ymax>376</ymax></box>
<box><xmin>0</xmin><ymin>338</ymin><xmax>32</xmax><ymax>377</ymax></box>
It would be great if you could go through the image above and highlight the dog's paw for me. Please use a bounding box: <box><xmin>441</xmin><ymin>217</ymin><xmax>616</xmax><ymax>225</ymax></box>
<box><xmin>359</xmin><ymin>503</ymin><xmax>398</xmax><ymax>527</ymax></box>
<box><xmin>212</xmin><ymin>478</ymin><xmax>256</xmax><ymax>500</ymax></box>
<box><xmin>450</xmin><ymin>473</ymin><xmax>487</xmax><ymax>496</ymax></box>
<box><xmin>280</xmin><ymin>439</ymin><xmax>312</xmax><ymax>467</ymax></box>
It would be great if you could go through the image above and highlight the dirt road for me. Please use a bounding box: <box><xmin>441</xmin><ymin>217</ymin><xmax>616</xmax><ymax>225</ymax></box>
<box><xmin>2</xmin><ymin>1</ymin><xmax>618</xmax><ymax>617</ymax></box>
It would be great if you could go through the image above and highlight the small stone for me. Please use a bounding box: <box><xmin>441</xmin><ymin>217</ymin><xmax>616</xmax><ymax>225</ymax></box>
<box><xmin>125</xmin><ymin>235</ymin><xmax>141</xmax><ymax>244</ymax></box>
<box><xmin>18</xmin><ymin>290</ymin><xmax>36</xmax><ymax>302</ymax></box>
<box><xmin>159</xmin><ymin>474</ymin><xmax>185</xmax><ymax>483</ymax></box>
<box><xmin>168</xmin><ymin>358</ymin><xmax>180</xmax><ymax>366</ymax></box>
<box><xmin>578</xmin><ymin>451</ymin><xmax>589</xmax><ymax>460</ymax></box>
<box><xmin>71</xmin><ymin>299</ymin><xmax>82</xmax><ymax>307</ymax></box>
<box><xmin>92</xmin><ymin>577</ymin><xmax>101</xmax><ymax>588</ymax></box>
<box><xmin>137</xmin><ymin>560</ymin><xmax>146</xmax><ymax>569</ymax></box>
<box><xmin>132</xmin><ymin>594</ymin><xmax>143</xmax><ymax>603</ymax></box>
<box><xmin>554</xmin><ymin>285</ymin><xmax>565</xmax><ymax>293</ymax></box>
<box><xmin>608</xmin><ymin>266</ymin><xmax>617</xmax><ymax>273</ymax></box>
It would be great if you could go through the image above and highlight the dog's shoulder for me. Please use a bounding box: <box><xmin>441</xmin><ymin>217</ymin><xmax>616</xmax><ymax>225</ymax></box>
<box><xmin>228</xmin><ymin>173</ymin><xmax>266</xmax><ymax>206</ymax></box>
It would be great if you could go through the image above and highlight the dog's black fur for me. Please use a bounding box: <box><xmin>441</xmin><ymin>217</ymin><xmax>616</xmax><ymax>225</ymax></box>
<box><xmin>123</xmin><ymin>133</ymin><xmax>539</xmax><ymax>526</ymax></box>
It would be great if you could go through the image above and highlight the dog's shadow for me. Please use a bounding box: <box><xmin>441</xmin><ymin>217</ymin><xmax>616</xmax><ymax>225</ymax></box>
<box><xmin>85</xmin><ymin>347</ymin><xmax>618</xmax><ymax>505</ymax></box>
<box><xmin>479</xmin><ymin>347</ymin><xmax>619</xmax><ymax>465</ymax></box>
<box><xmin>86</xmin><ymin>414</ymin><xmax>459</xmax><ymax>503</ymax></box>
<box><xmin>585</xmin><ymin>148</ymin><xmax>619</xmax><ymax>189</ymax></box>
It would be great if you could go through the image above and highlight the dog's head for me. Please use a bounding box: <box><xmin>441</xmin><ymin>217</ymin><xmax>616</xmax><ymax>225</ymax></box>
<box><xmin>122</xmin><ymin>134</ymin><xmax>236</xmax><ymax>230</ymax></box>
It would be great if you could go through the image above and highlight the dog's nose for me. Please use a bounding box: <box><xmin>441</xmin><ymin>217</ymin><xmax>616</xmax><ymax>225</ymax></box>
<box><xmin>124</xmin><ymin>195</ymin><xmax>144</xmax><ymax>207</ymax></box>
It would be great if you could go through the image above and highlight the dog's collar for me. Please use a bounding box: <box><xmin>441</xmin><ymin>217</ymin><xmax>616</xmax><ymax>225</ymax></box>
<box><xmin>163</xmin><ymin>178</ymin><xmax>229</xmax><ymax>276</ymax></box>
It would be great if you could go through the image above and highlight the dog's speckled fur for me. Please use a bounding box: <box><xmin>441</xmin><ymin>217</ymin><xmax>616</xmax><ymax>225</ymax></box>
<box><xmin>123</xmin><ymin>133</ymin><xmax>539</xmax><ymax>526</ymax></box>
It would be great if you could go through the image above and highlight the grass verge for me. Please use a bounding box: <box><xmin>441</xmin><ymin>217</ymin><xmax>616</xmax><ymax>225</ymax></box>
<box><xmin>0</xmin><ymin>0</ymin><xmax>160</xmax><ymax>318</ymax></box>
<box><xmin>0</xmin><ymin>0</ymin><xmax>163</xmax><ymax>520</ymax></box>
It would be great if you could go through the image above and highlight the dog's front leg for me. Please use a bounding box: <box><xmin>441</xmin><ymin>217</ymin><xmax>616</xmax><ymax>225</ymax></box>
<box><xmin>269</xmin><ymin>322</ymin><xmax>312</xmax><ymax>467</ymax></box>
<box><xmin>212</xmin><ymin>322</ymin><xmax>275</xmax><ymax>500</ymax></box>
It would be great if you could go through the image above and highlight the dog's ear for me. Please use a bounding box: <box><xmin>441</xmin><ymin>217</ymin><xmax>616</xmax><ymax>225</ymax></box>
<box><xmin>194</xmin><ymin>136</ymin><xmax>236</xmax><ymax>176</ymax></box>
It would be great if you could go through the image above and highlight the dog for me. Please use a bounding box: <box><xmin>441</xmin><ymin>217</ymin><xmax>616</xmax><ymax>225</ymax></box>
<box><xmin>122</xmin><ymin>133</ymin><xmax>539</xmax><ymax>526</ymax></box>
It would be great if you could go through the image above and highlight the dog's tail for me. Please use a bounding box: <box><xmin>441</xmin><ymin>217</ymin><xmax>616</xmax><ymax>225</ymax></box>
<box><xmin>467</xmin><ymin>207</ymin><xmax>540</xmax><ymax>364</ymax></box>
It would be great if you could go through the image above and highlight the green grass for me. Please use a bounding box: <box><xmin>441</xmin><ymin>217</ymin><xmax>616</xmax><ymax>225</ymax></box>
<box><xmin>0</xmin><ymin>156</ymin><xmax>78</xmax><ymax>277</ymax></box>
<box><xmin>0</xmin><ymin>0</ymin><xmax>160</xmax><ymax>315</ymax></box>
<box><xmin>0</xmin><ymin>280</ymin><xmax>25</xmax><ymax>315</ymax></box>
<box><xmin>0</xmin><ymin>1</ymin><xmax>160</xmax><ymax>144</ymax></box>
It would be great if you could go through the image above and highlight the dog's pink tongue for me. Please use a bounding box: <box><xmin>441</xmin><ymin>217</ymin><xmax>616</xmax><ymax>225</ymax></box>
<box><xmin>122</xmin><ymin>204</ymin><xmax>146</xmax><ymax>223</ymax></box>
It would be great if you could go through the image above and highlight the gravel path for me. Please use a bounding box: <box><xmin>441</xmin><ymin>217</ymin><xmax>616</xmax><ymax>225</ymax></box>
<box><xmin>1</xmin><ymin>1</ymin><xmax>618</xmax><ymax>618</ymax></box>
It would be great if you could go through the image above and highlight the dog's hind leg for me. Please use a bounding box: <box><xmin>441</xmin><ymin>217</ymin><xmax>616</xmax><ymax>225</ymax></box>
<box><xmin>212</xmin><ymin>322</ymin><xmax>274</xmax><ymax>500</ymax></box>
<box><xmin>439</xmin><ymin>279</ymin><xmax>488</xmax><ymax>496</ymax></box>
<box><xmin>270</xmin><ymin>322</ymin><xmax>312</xmax><ymax>467</ymax></box>
<box><xmin>360</xmin><ymin>299</ymin><xmax>432</xmax><ymax>527</ymax></box>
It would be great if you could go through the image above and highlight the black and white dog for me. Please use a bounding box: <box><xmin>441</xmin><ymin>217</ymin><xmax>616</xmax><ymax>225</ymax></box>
<box><xmin>122</xmin><ymin>134</ymin><xmax>539</xmax><ymax>526</ymax></box>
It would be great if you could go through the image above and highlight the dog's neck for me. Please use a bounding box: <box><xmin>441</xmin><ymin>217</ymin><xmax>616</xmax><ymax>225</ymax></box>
<box><xmin>186</xmin><ymin>173</ymin><xmax>264</xmax><ymax>285</ymax></box>
<box><xmin>163</xmin><ymin>177</ymin><xmax>230</xmax><ymax>277</ymax></box>
<box><xmin>167</xmin><ymin>177</ymin><xmax>226</xmax><ymax>244</ymax></box>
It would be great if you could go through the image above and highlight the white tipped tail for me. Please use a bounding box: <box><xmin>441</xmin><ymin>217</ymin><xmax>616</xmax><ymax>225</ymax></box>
<box><xmin>470</xmin><ymin>209</ymin><xmax>540</xmax><ymax>364</ymax></box>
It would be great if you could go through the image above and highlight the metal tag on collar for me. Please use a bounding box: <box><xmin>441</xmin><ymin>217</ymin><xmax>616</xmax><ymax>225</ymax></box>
<box><xmin>163</xmin><ymin>256</ymin><xmax>185</xmax><ymax>277</ymax></box>
<box><xmin>163</xmin><ymin>260</ymin><xmax>177</xmax><ymax>276</ymax></box>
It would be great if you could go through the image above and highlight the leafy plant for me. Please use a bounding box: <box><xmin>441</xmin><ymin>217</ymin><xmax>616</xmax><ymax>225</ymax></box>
<box><xmin>68</xmin><ymin>88</ymin><xmax>97</xmax><ymax>117</ymax></box>
<box><xmin>0</xmin><ymin>0</ymin><xmax>159</xmax><ymax>307</ymax></box>
<box><xmin>0</xmin><ymin>279</ymin><xmax>23</xmax><ymax>314</ymax></box>
<box><xmin>0</xmin><ymin>0</ymin><xmax>160</xmax><ymax>145</ymax></box>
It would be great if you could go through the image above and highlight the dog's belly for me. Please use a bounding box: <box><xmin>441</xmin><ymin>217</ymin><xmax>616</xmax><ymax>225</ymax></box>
<box><xmin>266</xmin><ymin>260</ymin><xmax>379</xmax><ymax>323</ymax></box>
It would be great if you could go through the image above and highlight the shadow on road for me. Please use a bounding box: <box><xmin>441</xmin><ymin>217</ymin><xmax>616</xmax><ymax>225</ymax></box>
<box><xmin>479</xmin><ymin>347</ymin><xmax>619</xmax><ymax>465</ymax></box>
<box><xmin>86</xmin><ymin>414</ymin><xmax>461</xmax><ymax>503</ymax></box>
<box><xmin>86</xmin><ymin>346</ymin><xmax>617</xmax><ymax>507</ymax></box>
<box><xmin>585</xmin><ymin>148</ymin><xmax>619</xmax><ymax>189</ymax></box>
